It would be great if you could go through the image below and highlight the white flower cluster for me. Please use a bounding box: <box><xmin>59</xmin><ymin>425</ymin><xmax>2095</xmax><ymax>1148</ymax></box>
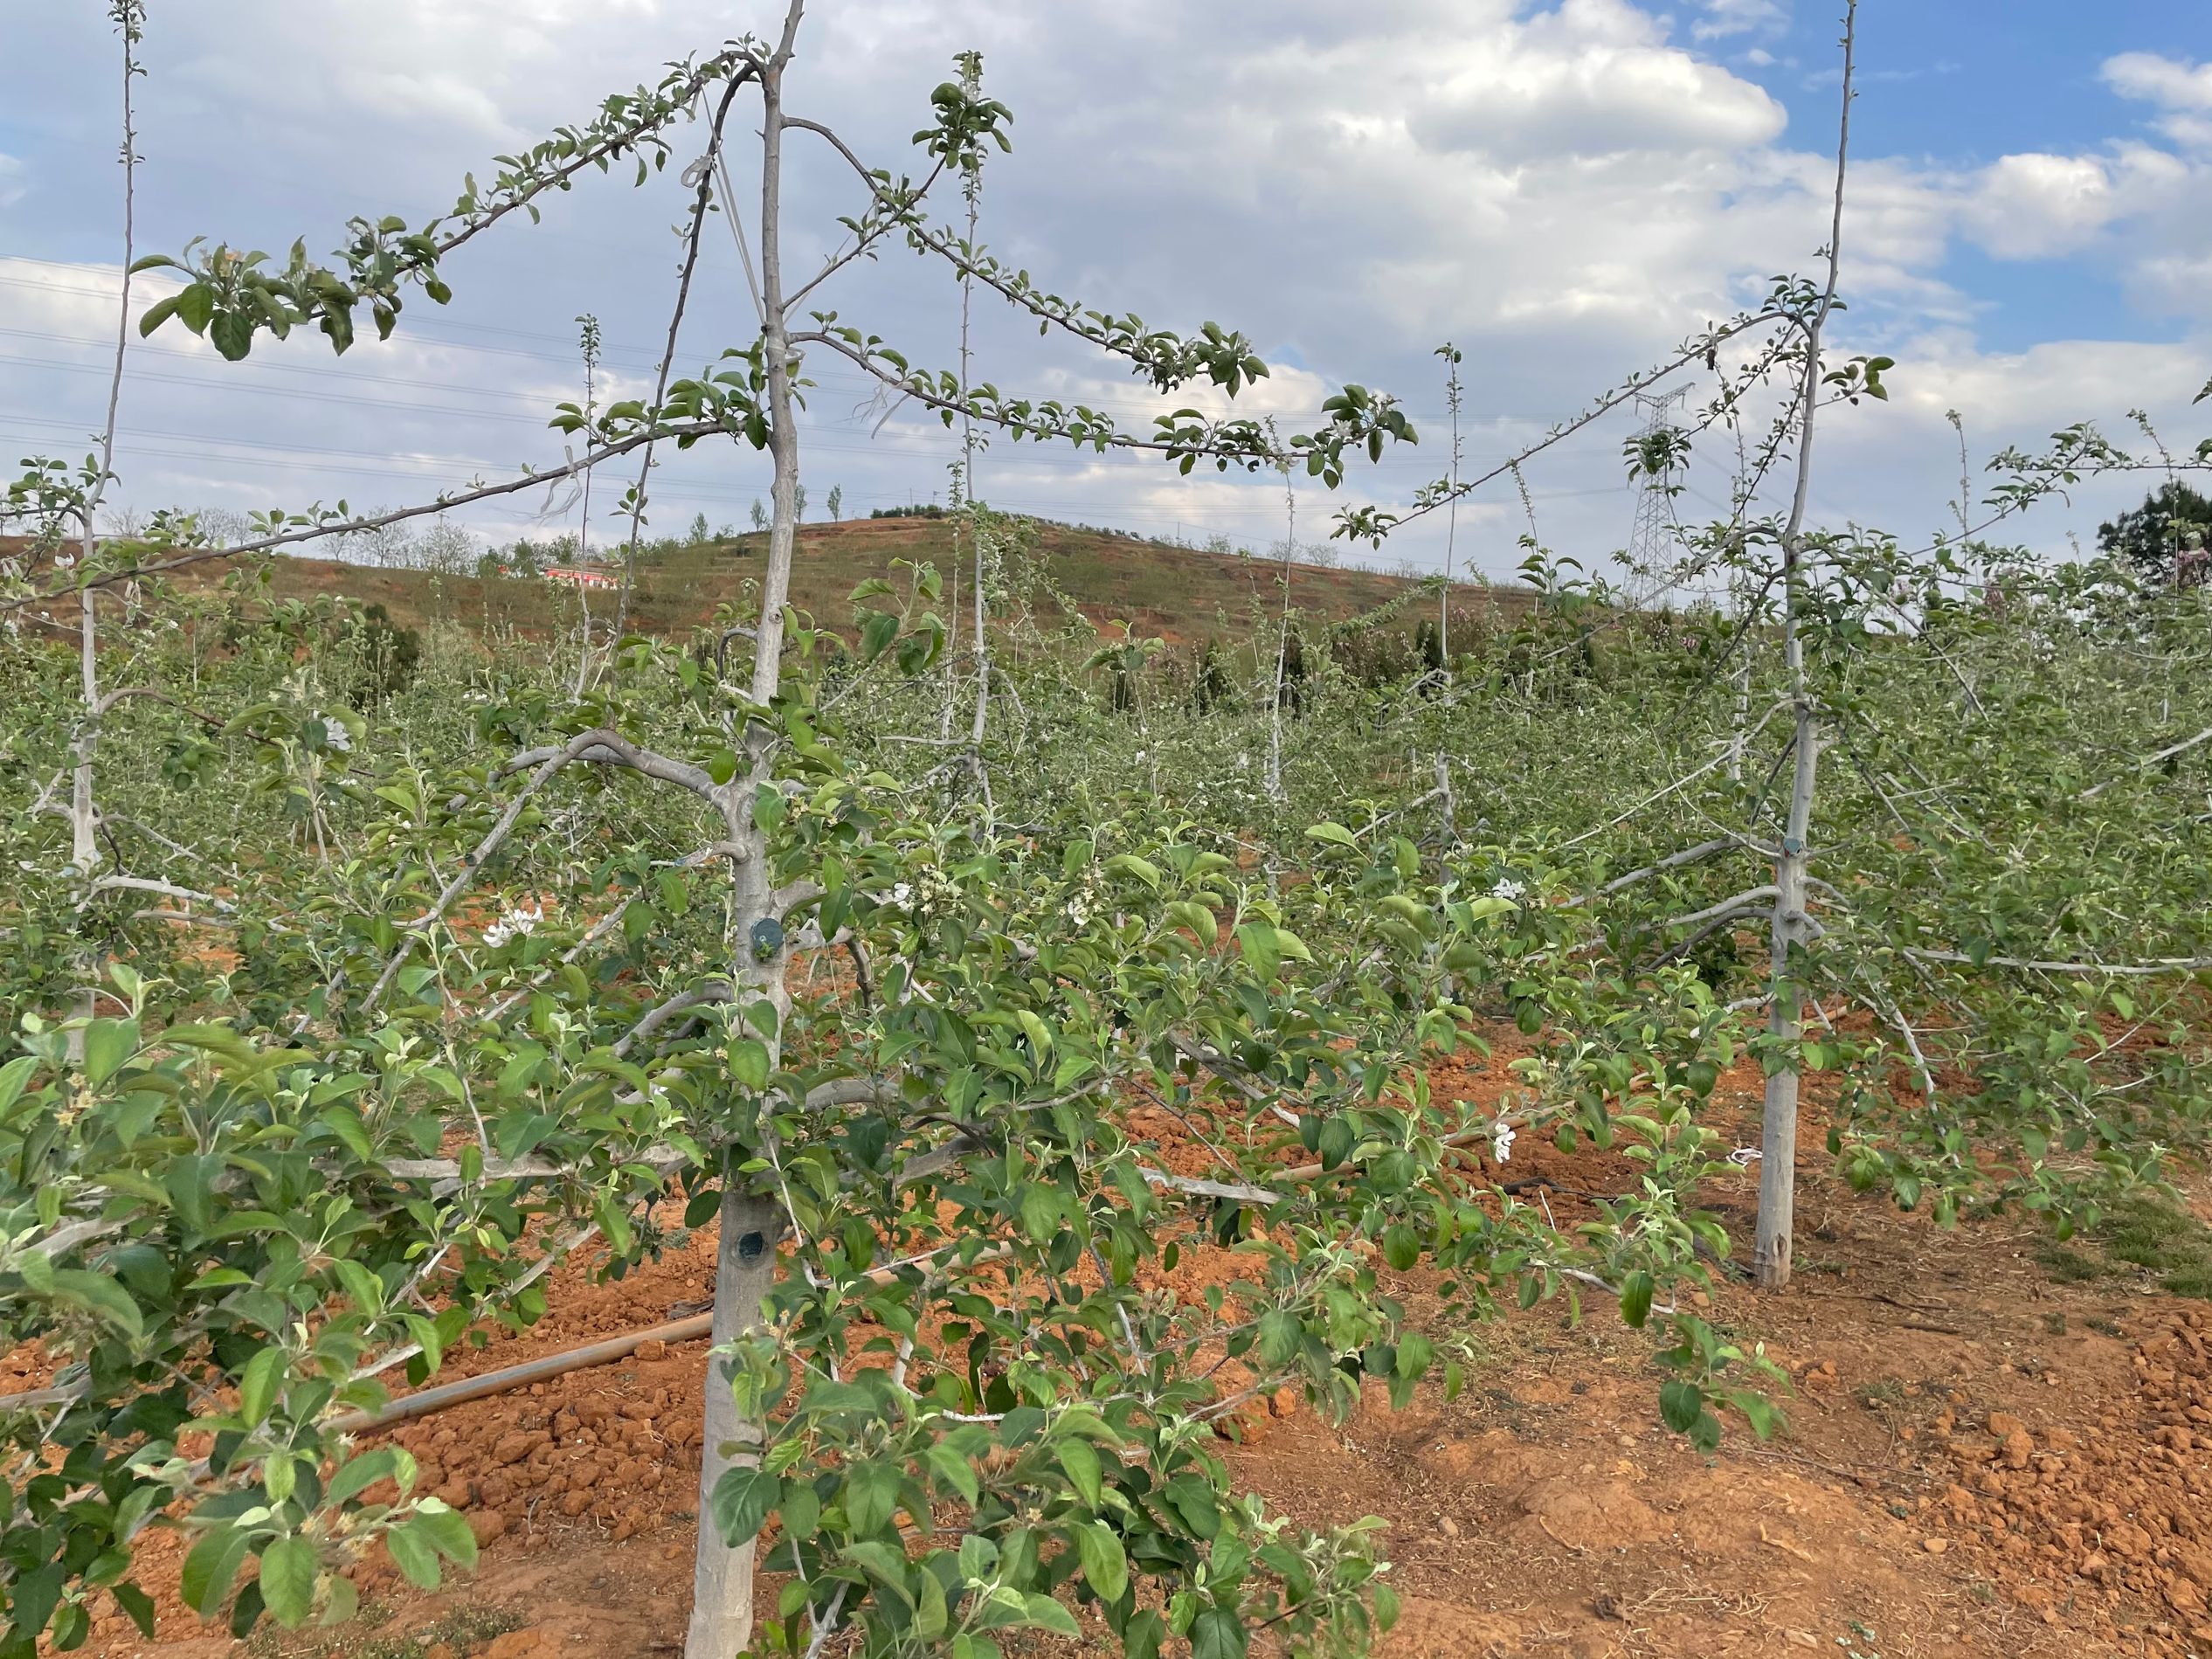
<box><xmin>887</xmin><ymin>866</ymin><xmax>963</xmax><ymax>922</ymax></box>
<box><xmin>1490</xmin><ymin>876</ymin><xmax>1527</xmax><ymax>903</ymax></box>
<box><xmin>1063</xmin><ymin>867</ymin><xmax>1105</xmax><ymax>929</ymax></box>
<box><xmin>1492</xmin><ymin>1121</ymin><xmax>1517</xmax><ymax>1165</ymax></box>
<box><xmin>314</xmin><ymin>713</ymin><xmax>354</xmax><ymax>753</ymax></box>
<box><xmin>483</xmin><ymin>902</ymin><xmax>543</xmax><ymax>949</ymax></box>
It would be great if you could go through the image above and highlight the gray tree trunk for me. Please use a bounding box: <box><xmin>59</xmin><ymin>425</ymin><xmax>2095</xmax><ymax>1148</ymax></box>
<box><xmin>1752</xmin><ymin>1</ymin><xmax>1855</xmax><ymax>1292</ymax></box>
<box><xmin>685</xmin><ymin>10</ymin><xmax>807</xmax><ymax>1654</ymax></box>
<box><xmin>1752</xmin><ymin>703</ymin><xmax>1819</xmax><ymax>1289</ymax></box>
<box><xmin>683</xmin><ymin>1190</ymin><xmax>785</xmax><ymax>1658</ymax></box>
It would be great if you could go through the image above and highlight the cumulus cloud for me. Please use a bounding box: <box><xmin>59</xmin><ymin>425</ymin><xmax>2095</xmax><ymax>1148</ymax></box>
<box><xmin>2103</xmin><ymin>52</ymin><xmax>2212</xmax><ymax>152</ymax></box>
<box><xmin>1395</xmin><ymin>3</ymin><xmax>1787</xmax><ymax>160</ymax></box>
<box><xmin>1957</xmin><ymin>148</ymin><xmax>2189</xmax><ymax>260</ymax></box>
<box><xmin>2103</xmin><ymin>52</ymin><xmax>2212</xmax><ymax>114</ymax></box>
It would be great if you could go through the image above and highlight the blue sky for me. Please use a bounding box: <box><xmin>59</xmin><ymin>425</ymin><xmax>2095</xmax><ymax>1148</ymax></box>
<box><xmin>1744</xmin><ymin>0</ymin><xmax>2207</xmax><ymax>349</ymax></box>
<box><xmin>1</xmin><ymin>1</ymin><xmax>2207</xmax><ymax>583</ymax></box>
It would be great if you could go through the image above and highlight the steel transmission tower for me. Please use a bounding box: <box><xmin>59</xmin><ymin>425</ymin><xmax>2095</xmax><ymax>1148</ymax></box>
<box><xmin>1625</xmin><ymin>388</ymin><xmax>1688</xmax><ymax>599</ymax></box>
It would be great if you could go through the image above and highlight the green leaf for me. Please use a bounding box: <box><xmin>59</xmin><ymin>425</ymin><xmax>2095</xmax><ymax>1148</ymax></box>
<box><xmin>709</xmin><ymin>1466</ymin><xmax>778</xmax><ymax>1545</ymax></box>
<box><xmin>923</xmin><ymin>1441</ymin><xmax>979</xmax><ymax>1505</ymax></box>
<box><xmin>839</xmin><ymin>1540</ymin><xmax>916</xmax><ymax>1607</ymax></box>
<box><xmin>1057</xmin><ymin>1437</ymin><xmax>1103</xmax><ymax>1510</ymax></box>
<box><xmin>111</xmin><ymin>1581</ymin><xmax>157</xmax><ymax>1638</ymax></box>
<box><xmin>334</xmin><ymin>1258</ymin><xmax>385</xmax><ymax>1319</ymax></box>
<box><xmin>0</xmin><ymin>1054</ymin><xmax>38</xmax><ymax>1116</ymax></box>
<box><xmin>778</xmin><ymin>1478</ymin><xmax>819</xmax><ymax>1541</ymax></box>
<box><xmin>1304</xmin><ymin>821</ymin><xmax>1358</xmax><ymax>849</ymax></box>
<box><xmin>1659</xmin><ymin>1379</ymin><xmax>1704</xmax><ymax>1436</ymax></box>
<box><xmin>239</xmin><ymin>1344</ymin><xmax>286</xmax><ymax>1426</ymax></box>
<box><xmin>1164</xmin><ymin>900</ymin><xmax>1219</xmax><ymax>947</ymax></box>
<box><xmin>412</xmin><ymin>1503</ymin><xmax>478</xmax><ymax>1568</ymax></box>
<box><xmin>210</xmin><ymin>308</ymin><xmax>255</xmax><ymax>362</ymax></box>
<box><xmin>50</xmin><ymin>1269</ymin><xmax>142</xmax><ymax>1339</ymax></box>
<box><xmin>1619</xmin><ymin>1270</ymin><xmax>1655</xmax><ymax>1330</ymax></box>
<box><xmin>181</xmin><ymin>1526</ymin><xmax>252</xmax><ymax>1616</ymax></box>
<box><xmin>1381</xmin><ymin>1224</ymin><xmax>1421</xmax><ymax>1272</ymax></box>
<box><xmin>326</xmin><ymin>1448</ymin><xmax>402</xmax><ymax>1508</ymax></box>
<box><xmin>860</xmin><ymin>611</ymin><xmax>900</xmax><ymax>661</ymax></box>
<box><xmin>258</xmin><ymin>1536</ymin><xmax>318</xmax><ymax>1629</ymax></box>
<box><xmin>384</xmin><ymin>1520</ymin><xmax>442</xmax><ymax>1590</ymax></box>
<box><xmin>176</xmin><ymin>282</ymin><xmax>216</xmax><ymax>334</ymax></box>
<box><xmin>136</xmin><ymin>296</ymin><xmax>185</xmax><ymax>338</ymax></box>
<box><xmin>1103</xmin><ymin>854</ymin><xmax>1161</xmax><ymax>890</ymax></box>
<box><xmin>729</xmin><ymin>1039</ymin><xmax>771</xmax><ymax>1093</ymax></box>
<box><xmin>1235</xmin><ymin>923</ymin><xmax>1282</xmax><ymax>982</ymax></box>
<box><xmin>846</xmin><ymin>1458</ymin><xmax>900</xmax><ymax>1536</ymax></box>
<box><xmin>1076</xmin><ymin>1521</ymin><xmax>1128</xmax><ymax>1602</ymax></box>
<box><xmin>916</xmin><ymin>1565</ymin><xmax>950</xmax><ymax>1639</ymax></box>
<box><xmin>1020</xmin><ymin>1594</ymin><xmax>1082</xmax><ymax>1638</ymax></box>
<box><xmin>11</xmin><ymin>1563</ymin><xmax>63</xmax><ymax>1642</ymax></box>
<box><xmin>1020</xmin><ymin>1184</ymin><xmax>1060</xmax><ymax>1244</ymax></box>
<box><xmin>1191</xmin><ymin>1604</ymin><xmax>1248</xmax><ymax>1659</ymax></box>
<box><xmin>1374</xmin><ymin>1582</ymin><xmax>1400</xmax><ymax>1632</ymax></box>
<box><xmin>81</xmin><ymin>1017</ymin><xmax>138</xmax><ymax>1086</ymax></box>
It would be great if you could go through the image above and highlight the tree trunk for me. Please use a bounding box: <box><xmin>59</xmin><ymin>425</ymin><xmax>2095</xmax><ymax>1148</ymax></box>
<box><xmin>688</xmin><ymin>11</ymin><xmax>806</xmax><ymax>1653</ymax></box>
<box><xmin>1753</xmin><ymin>701</ymin><xmax>1819</xmax><ymax>1289</ymax></box>
<box><xmin>684</xmin><ymin>1189</ymin><xmax>785</xmax><ymax>1657</ymax></box>
<box><xmin>1750</xmin><ymin>0</ymin><xmax>1854</xmax><ymax>1292</ymax></box>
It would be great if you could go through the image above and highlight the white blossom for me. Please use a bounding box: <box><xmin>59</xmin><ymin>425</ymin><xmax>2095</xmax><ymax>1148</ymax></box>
<box><xmin>317</xmin><ymin>715</ymin><xmax>354</xmax><ymax>753</ymax></box>
<box><xmin>1490</xmin><ymin>877</ymin><xmax>1527</xmax><ymax>903</ymax></box>
<box><xmin>1493</xmin><ymin>1122</ymin><xmax>1516</xmax><ymax>1165</ymax></box>
<box><xmin>889</xmin><ymin>882</ymin><xmax>914</xmax><ymax>910</ymax></box>
<box><xmin>483</xmin><ymin>902</ymin><xmax>543</xmax><ymax>950</ymax></box>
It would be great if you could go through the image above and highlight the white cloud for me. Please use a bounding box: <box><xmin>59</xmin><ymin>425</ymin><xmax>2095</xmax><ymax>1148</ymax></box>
<box><xmin>2103</xmin><ymin>52</ymin><xmax>2212</xmax><ymax>114</ymax></box>
<box><xmin>1961</xmin><ymin>152</ymin><xmax>2126</xmax><ymax>259</ymax></box>
<box><xmin>1692</xmin><ymin>0</ymin><xmax>1787</xmax><ymax>42</ymax></box>
<box><xmin>1395</xmin><ymin>3</ymin><xmax>1787</xmax><ymax>159</ymax></box>
<box><xmin>2102</xmin><ymin>52</ymin><xmax>2212</xmax><ymax>156</ymax></box>
<box><xmin>0</xmin><ymin>2</ymin><xmax>2204</xmax><ymax>577</ymax></box>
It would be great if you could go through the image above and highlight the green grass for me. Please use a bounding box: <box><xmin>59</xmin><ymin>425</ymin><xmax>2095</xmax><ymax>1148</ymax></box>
<box><xmin>2035</xmin><ymin>1195</ymin><xmax>2212</xmax><ymax>1299</ymax></box>
<box><xmin>245</xmin><ymin>1600</ymin><xmax>523</xmax><ymax>1659</ymax></box>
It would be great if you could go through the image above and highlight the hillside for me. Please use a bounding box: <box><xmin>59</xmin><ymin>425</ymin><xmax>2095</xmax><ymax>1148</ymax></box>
<box><xmin>10</xmin><ymin>518</ymin><xmax>1533</xmax><ymax>648</ymax></box>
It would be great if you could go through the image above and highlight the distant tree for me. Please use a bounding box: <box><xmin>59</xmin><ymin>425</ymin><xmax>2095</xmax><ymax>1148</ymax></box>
<box><xmin>794</xmin><ymin>484</ymin><xmax>808</xmax><ymax>524</ymax></box>
<box><xmin>2098</xmin><ymin>481</ymin><xmax>2212</xmax><ymax>587</ymax></box>
<box><xmin>716</xmin><ymin>523</ymin><xmax>733</xmax><ymax>541</ymax></box>
<box><xmin>749</xmin><ymin>497</ymin><xmax>768</xmax><ymax>532</ymax></box>
<box><xmin>414</xmin><ymin>516</ymin><xmax>476</xmax><ymax>575</ymax></box>
<box><xmin>826</xmin><ymin>483</ymin><xmax>843</xmax><ymax>520</ymax></box>
<box><xmin>686</xmin><ymin>510</ymin><xmax>710</xmax><ymax>544</ymax></box>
